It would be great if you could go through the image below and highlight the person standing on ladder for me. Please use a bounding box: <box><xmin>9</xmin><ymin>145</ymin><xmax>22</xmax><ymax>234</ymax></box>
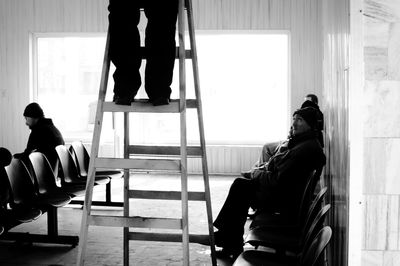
<box><xmin>108</xmin><ymin>0</ymin><xmax>179</xmax><ymax>106</ymax></box>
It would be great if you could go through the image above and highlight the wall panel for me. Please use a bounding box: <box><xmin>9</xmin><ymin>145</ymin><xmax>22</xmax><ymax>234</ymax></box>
<box><xmin>321</xmin><ymin>0</ymin><xmax>350</xmax><ymax>265</ymax></box>
<box><xmin>362</xmin><ymin>0</ymin><xmax>400</xmax><ymax>264</ymax></box>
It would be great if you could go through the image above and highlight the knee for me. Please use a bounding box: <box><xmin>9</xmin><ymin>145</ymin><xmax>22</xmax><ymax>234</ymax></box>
<box><xmin>231</xmin><ymin>177</ymin><xmax>255</xmax><ymax>193</ymax></box>
<box><xmin>232</xmin><ymin>177</ymin><xmax>248</xmax><ymax>186</ymax></box>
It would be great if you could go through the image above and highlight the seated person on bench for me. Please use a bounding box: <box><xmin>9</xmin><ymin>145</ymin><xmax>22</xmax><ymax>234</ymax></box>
<box><xmin>0</xmin><ymin>147</ymin><xmax>12</xmax><ymax>235</ymax></box>
<box><xmin>15</xmin><ymin>102</ymin><xmax>65</xmax><ymax>176</ymax></box>
<box><xmin>241</xmin><ymin>93</ymin><xmax>324</xmax><ymax>179</ymax></box>
<box><xmin>212</xmin><ymin>107</ymin><xmax>326</xmax><ymax>260</ymax></box>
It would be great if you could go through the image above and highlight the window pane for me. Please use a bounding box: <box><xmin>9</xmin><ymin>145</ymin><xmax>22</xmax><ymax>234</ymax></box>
<box><xmin>37</xmin><ymin>36</ymin><xmax>109</xmax><ymax>142</ymax></box>
<box><xmin>35</xmin><ymin>32</ymin><xmax>288</xmax><ymax>146</ymax></box>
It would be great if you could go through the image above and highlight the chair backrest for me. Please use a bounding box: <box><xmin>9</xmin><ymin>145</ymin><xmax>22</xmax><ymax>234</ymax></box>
<box><xmin>29</xmin><ymin>152</ymin><xmax>58</xmax><ymax>195</ymax></box>
<box><xmin>301</xmin><ymin>204</ymin><xmax>331</xmax><ymax>251</ymax></box>
<box><xmin>294</xmin><ymin>169</ymin><xmax>317</xmax><ymax>222</ymax></box>
<box><xmin>297</xmin><ymin>167</ymin><xmax>323</xmax><ymax>223</ymax></box>
<box><xmin>302</xmin><ymin>186</ymin><xmax>328</xmax><ymax>234</ymax></box>
<box><xmin>55</xmin><ymin>145</ymin><xmax>82</xmax><ymax>184</ymax></box>
<box><xmin>5</xmin><ymin>158</ymin><xmax>38</xmax><ymax>206</ymax></box>
<box><xmin>69</xmin><ymin>141</ymin><xmax>89</xmax><ymax>177</ymax></box>
<box><xmin>300</xmin><ymin>226</ymin><xmax>332</xmax><ymax>266</ymax></box>
<box><xmin>307</xmin><ymin>167</ymin><xmax>323</xmax><ymax>204</ymax></box>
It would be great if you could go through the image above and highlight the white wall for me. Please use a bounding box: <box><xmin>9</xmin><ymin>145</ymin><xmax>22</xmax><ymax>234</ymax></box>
<box><xmin>0</xmin><ymin>0</ymin><xmax>323</xmax><ymax>170</ymax></box>
<box><xmin>361</xmin><ymin>0</ymin><xmax>400</xmax><ymax>265</ymax></box>
<box><xmin>320</xmin><ymin>0</ymin><xmax>351</xmax><ymax>265</ymax></box>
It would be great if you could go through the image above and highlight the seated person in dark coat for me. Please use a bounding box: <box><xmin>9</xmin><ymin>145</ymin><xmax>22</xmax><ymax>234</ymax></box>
<box><xmin>212</xmin><ymin>107</ymin><xmax>326</xmax><ymax>259</ymax></box>
<box><xmin>301</xmin><ymin>93</ymin><xmax>324</xmax><ymax>147</ymax></box>
<box><xmin>18</xmin><ymin>102</ymin><xmax>65</xmax><ymax>175</ymax></box>
<box><xmin>240</xmin><ymin>94</ymin><xmax>325</xmax><ymax>217</ymax></box>
<box><xmin>0</xmin><ymin>147</ymin><xmax>12</xmax><ymax>235</ymax></box>
<box><xmin>241</xmin><ymin>93</ymin><xmax>325</xmax><ymax>179</ymax></box>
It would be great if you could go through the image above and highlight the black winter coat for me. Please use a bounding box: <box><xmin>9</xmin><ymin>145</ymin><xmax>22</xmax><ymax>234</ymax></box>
<box><xmin>252</xmin><ymin>131</ymin><xmax>326</xmax><ymax>215</ymax></box>
<box><xmin>24</xmin><ymin>118</ymin><xmax>64</xmax><ymax>170</ymax></box>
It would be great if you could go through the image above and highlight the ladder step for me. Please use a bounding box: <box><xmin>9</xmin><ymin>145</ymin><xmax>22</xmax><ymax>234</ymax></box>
<box><xmin>94</xmin><ymin>158</ymin><xmax>180</xmax><ymax>171</ymax></box>
<box><xmin>88</xmin><ymin>215</ymin><xmax>182</xmax><ymax>230</ymax></box>
<box><xmin>175</xmin><ymin>47</ymin><xmax>192</xmax><ymax>59</ymax></box>
<box><xmin>102</xmin><ymin>99</ymin><xmax>197</xmax><ymax>113</ymax></box>
<box><xmin>128</xmin><ymin>232</ymin><xmax>210</xmax><ymax>245</ymax></box>
<box><xmin>129</xmin><ymin>145</ymin><xmax>202</xmax><ymax>157</ymax></box>
<box><xmin>129</xmin><ymin>190</ymin><xmax>206</xmax><ymax>201</ymax></box>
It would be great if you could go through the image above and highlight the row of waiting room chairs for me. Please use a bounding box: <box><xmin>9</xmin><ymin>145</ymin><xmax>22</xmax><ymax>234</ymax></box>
<box><xmin>1</xmin><ymin>143</ymin><xmax>331</xmax><ymax>263</ymax></box>
<box><xmin>232</xmin><ymin>169</ymin><xmax>332</xmax><ymax>265</ymax></box>
<box><xmin>67</xmin><ymin>142</ymin><xmax>123</xmax><ymax>206</ymax></box>
<box><xmin>0</xmin><ymin>142</ymin><xmax>121</xmax><ymax>246</ymax></box>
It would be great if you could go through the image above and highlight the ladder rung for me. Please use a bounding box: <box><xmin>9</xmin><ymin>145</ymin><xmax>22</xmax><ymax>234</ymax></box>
<box><xmin>175</xmin><ymin>47</ymin><xmax>192</xmax><ymax>59</ymax></box>
<box><xmin>88</xmin><ymin>215</ymin><xmax>182</xmax><ymax>230</ymax></box>
<box><xmin>128</xmin><ymin>232</ymin><xmax>210</xmax><ymax>244</ymax></box>
<box><xmin>129</xmin><ymin>190</ymin><xmax>206</xmax><ymax>201</ymax></box>
<box><xmin>102</xmin><ymin>99</ymin><xmax>197</xmax><ymax>113</ymax></box>
<box><xmin>95</xmin><ymin>158</ymin><xmax>180</xmax><ymax>171</ymax></box>
<box><xmin>129</xmin><ymin>145</ymin><xmax>202</xmax><ymax>157</ymax></box>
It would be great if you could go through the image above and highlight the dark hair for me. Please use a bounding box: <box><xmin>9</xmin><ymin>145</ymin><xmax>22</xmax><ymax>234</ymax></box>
<box><xmin>305</xmin><ymin>94</ymin><xmax>318</xmax><ymax>105</ymax></box>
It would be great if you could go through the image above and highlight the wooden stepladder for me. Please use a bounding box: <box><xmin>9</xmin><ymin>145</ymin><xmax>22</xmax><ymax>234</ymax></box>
<box><xmin>76</xmin><ymin>0</ymin><xmax>216</xmax><ymax>265</ymax></box>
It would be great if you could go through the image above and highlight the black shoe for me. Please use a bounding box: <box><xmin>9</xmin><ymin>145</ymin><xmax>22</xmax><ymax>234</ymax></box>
<box><xmin>214</xmin><ymin>230</ymin><xmax>243</xmax><ymax>246</ymax></box>
<box><xmin>215</xmin><ymin>247</ymin><xmax>243</xmax><ymax>262</ymax></box>
<box><xmin>152</xmin><ymin>97</ymin><xmax>170</xmax><ymax>106</ymax></box>
<box><xmin>213</xmin><ymin>230</ymin><xmax>225</xmax><ymax>247</ymax></box>
<box><xmin>113</xmin><ymin>95</ymin><xmax>134</xmax><ymax>105</ymax></box>
<box><xmin>241</xmin><ymin>171</ymin><xmax>252</xmax><ymax>179</ymax></box>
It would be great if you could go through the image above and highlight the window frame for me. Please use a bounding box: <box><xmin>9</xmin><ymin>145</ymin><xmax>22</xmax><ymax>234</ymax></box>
<box><xmin>30</xmin><ymin>30</ymin><xmax>291</xmax><ymax>146</ymax></box>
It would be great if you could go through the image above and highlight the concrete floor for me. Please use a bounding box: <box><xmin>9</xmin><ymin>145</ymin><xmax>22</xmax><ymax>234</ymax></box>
<box><xmin>0</xmin><ymin>174</ymin><xmax>248</xmax><ymax>266</ymax></box>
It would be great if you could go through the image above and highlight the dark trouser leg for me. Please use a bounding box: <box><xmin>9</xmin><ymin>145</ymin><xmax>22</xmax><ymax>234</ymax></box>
<box><xmin>213</xmin><ymin>177</ymin><xmax>257</xmax><ymax>249</ymax></box>
<box><xmin>144</xmin><ymin>1</ymin><xmax>178</xmax><ymax>100</ymax></box>
<box><xmin>108</xmin><ymin>0</ymin><xmax>141</xmax><ymax>99</ymax></box>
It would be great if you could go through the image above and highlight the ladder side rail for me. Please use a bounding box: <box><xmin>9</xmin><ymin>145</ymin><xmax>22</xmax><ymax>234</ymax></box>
<box><xmin>123</xmin><ymin>112</ymin><xmax>130</xmax><ymax>266</ymax></box>
<box><xmin>178</xmin><ymin>0</ymin><xmax>189</xmax><ymax>265</ymax></box>
<box><xmin>77</xmin><ymin>28</ymin><xmax>112</xmax><ymax>266</ymax></box>
<box><xmin>186</xmin><ymin>0</ymin><xmax>217</xmax><ymax>264</ymax></box>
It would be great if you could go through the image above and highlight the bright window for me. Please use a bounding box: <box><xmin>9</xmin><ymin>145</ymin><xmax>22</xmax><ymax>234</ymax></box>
<box><xmin>33</xmin><ymin>31</ymin><xmax>289</xmax><ymax>146</ymax></box>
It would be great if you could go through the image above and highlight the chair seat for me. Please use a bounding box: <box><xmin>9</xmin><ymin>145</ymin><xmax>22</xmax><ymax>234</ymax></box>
<box><xmin>79</xmin><ymin>174</ymin><xmax>110</xmax><ymax>185</ymax></box>
<box><xmin>245</xmin><ymin>226</ymin><xmax>302</xmax><ymax>252</ymax></box>
<box><xmin>60</xmin><ymin>184</ymin><xmax>86</xmax><ymax>197</ymax></box>
<box><xmin>63</xmin><ymin>178</ymin><xmax>86</xmax><ymax>186</ymax></box>
<box><xmin>37</xmin><ymin>193</ymin><xmax>72</xmax><ymax>208</ymax></box>
<box><xmin>93</xmin><ymin>175</ymin><xmax>110</xmax><ymax>185</ymax></box>
<box><xmin>250</xmin><ymin>211</ymin><xmax>299</xmax><ymax>230</ymax></box>
<box><xmin>96</xmin><ymin>170</ymin><xmax>123</xmax><ymax>178</ymax></box>
<box><xmin>9</xmin><ymin>206</ymin><xmax>42</xmax><ymax>223</ymax></box>
<box><xmin>233</xmin><ymin>250</ymin><xmax>298</xmax><ymax>266</ymax></box>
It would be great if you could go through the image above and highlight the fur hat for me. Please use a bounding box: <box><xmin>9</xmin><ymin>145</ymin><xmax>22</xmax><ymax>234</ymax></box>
<box><xmin>23</xmin><ymin>102</ymin><xmax>44</xmax><ymax>118</ymax></box>
<box><xmin>293</xmin><ymin>107</ymin><xmax>318</xmax><ymax>129</ymax></box>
